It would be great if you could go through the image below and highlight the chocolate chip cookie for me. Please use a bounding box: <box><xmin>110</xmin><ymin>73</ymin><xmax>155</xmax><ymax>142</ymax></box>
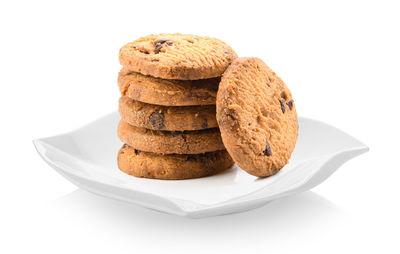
<box><xmin>117</xmin><ymin>120</ymin><xmax>225</xmax><ymax>154</ymax></box>
<box><xmin>216</xmin><ymin>57</ymin><xmax>298</xmax><ymax>177</ymax></box>
<box><xmin>118</xmin><ymin>69</ymin><xmax>219</xmax><ymax>106</ymax></box>
<box><xmin>119</xmin><ymin>33</ymin><xmax>237</xmax><ymax>80</ymax></box>
<box><xmin>119</xmin><ymin>96</ymin><xmax>217</xmax><ymax>131</ymax></box>
<box><xmin>118</xmin><ymin>145</ymin><xmax>234</xmax><ymax>180</ymax></box>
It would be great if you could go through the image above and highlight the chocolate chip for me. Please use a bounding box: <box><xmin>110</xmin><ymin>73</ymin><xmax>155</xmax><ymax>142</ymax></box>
<box><xmin>279</xmin><ymin>99</ymin><xmax>286</xmax><ymax>113</ymax></box>
<box><xmin>263</xmin><ymin>141</ymin><xmax>272</xmax><ymax>156</ymax></box>
<box><xmin>201</xmin><ymin>119</ymin><xmax>208</xmax><ymax>129</ymax></box>
<box><xmin>248</xmin><ymin>120</ymin><xmax>252</xmax><ymax>126</ymax></box>
<box><xmin>155</xmin><ymin>44</ymin><xmax>163</xmax><ymax>54</ymax></box>
<box><xmin>155</xmin><ymin>39</ymin><xmax>169</xmax><ymax>44</ymax></box>
<box><xmin>154</xmin><ymin>39</ymin><xmax>173</xmax><ymax>54</ymax></box>
<box><xmin>149</xmin><ymin>111</ymin><xmax>164</xmax><ymax>129</ymax></box>
<box><xmin>151</xmin><ymin>59</ymin><xmax>159</xmax><ymax>62</ymax></box>
<box><xmin>122</xmin><ymin>144</ymin><xmax>127</xmax><ymax>148</ymax></box>
<box><xmin>287</xmin><ymin>100</ymin><xmax>294</xmax><ymax>110</ymax></box>
<box><xmin>223</xmin><ymin>50</ymin><xmax>231</xmax><ymax>54</ymax></box>
<box><xmin>134</xmin><ymin>149</ymin><xmax>141</xmax><ymax>155</ymax></box>
<box><xmin>266</xmin><ymin>82</ymin><xmax>271</xmax><ymax>88</ymax></box>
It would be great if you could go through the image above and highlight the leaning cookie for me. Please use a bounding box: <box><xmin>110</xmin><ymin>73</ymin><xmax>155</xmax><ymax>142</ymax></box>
<box><xmin>119</xmin><ymin>33</ymin><xmax>237</xmax><ymax>80</ymax></box>
<box><xmin>119</xmin><ymin>96</ymin><xmax>217</xmax><ymax>131</ymax></box>
<box><xmin>118</xmin><ymin>145</ymin><xmax>234</xmax><ymax>180</ymax></box>
<box><xmin>217</xmin><ymin>57</ymin><xmax>298</xmax><ymax>177</ymax></box>
<box><xmin>117</xmin><ymin>121</ymin><xmax>225</xmax><ymax>154</ymax></box>
<box><xmin>118</xmin><ymin>69</ymin><xmax>219</xmax><ymax>106</ymax></box>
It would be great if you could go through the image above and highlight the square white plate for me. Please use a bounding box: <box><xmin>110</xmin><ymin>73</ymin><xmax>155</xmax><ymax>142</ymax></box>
<box><xmin>34</xmin><ymin>112</ymin><xmax>368</xmax><ymax>218</ymax></box>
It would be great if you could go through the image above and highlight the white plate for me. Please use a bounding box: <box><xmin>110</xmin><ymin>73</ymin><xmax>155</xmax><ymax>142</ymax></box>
<box><xmin>34</xmin><ymin>112</ymin><xmax>368</xmax><ymax>218</ymax></box>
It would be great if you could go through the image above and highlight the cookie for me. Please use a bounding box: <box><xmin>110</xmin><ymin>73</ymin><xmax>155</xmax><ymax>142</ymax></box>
<box><xmin>117</xmin><ymin>120</ymin><xmax>225</xmax><ymax>154</ymax></box>
<box><xmin>216</xmin><ymin>57</ymin><xmax>298</xmax><ymax>177</ymax></box>
<box><xmin>118</xmin><ymin>69</ymin><xmax>219</xmax><ymax>106</ymax></box>
<box><xmin>119</xmin><ymin>96</ymin><xmax>217</xmax><ymax>131</ymax></box>
<box><xmin>119</xmin><ymin>33</ymin><xmax>237</xmax><ymax>80</ymax></box>
<box><xmin>118</xmin><ymin>145</ymin><xmax>234</xmax><ymax>180</ymax></box>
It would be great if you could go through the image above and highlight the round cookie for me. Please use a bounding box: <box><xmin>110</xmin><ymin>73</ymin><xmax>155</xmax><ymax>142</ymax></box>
<box><xmin>118</xmin><ymin>145</ymin><xmax>234</xmax><ymax>180</ymax></box>
<box><xmin>119</xmin><ymin>96</ymin><xmax>217</xmax><ymax>131</ymax></box>
<box><xmin>216</xmin><ymin>57</ymin><xmax>298</xmax><ymax>177</ymax></box>
<box><xmin>117</xmin><ymin>120</ymin><xmax>225</xmax><ymax>154</ymax></box>
<box><xmin>118</xmin><ymin>69</ymin><xmax>219</xmax><ymax>106</ymax></box>
<box><xmin>119</xmin><ymin>33</ymin><xmax>237</xmax><ymax>80</ymax></box>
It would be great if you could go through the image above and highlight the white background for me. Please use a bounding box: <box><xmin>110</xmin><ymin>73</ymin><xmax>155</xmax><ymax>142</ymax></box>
<box><xmin>1</xmin><ymin>0</ymin><xmax>399</xmax><ymax>253</ymax></box>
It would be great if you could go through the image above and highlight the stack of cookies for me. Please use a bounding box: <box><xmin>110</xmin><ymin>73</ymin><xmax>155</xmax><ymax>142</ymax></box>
<box><xmin>117</xmin><ymin>34</ymin><xmax>238</xmax><ymax>180</ymax></box>
<box><xmin>117</xmin><ymin>34</ymin><xmax>299</xmax><ymax>180</ymax></box>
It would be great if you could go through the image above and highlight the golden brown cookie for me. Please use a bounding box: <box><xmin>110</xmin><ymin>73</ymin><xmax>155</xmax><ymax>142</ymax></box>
<box><xmin>118</xmin><ymin>69</ymin><xmax>219</xmax><ymax>106</ymax></box>
<box><xmin>117</xmin><ymin>120</ymin><xmax>225</xmax><ymax>154</ymax></box>
<box><xmin>119</xmin><ymin>96</ymin><xmax>217</xmax><ymax>131</ymax></box>
<box><xmin>118</xmin><ymin>145</ymin><xmax>234</xmax><ymax>180</ymax></box>
<box><xmin>119</xmin><ymin>33</ymin><xmax>237</xmax><ymax>80</ymax></box>
<box><xmin>216</xmin><ymin>57</ymin><xmax>298</xmax><ymax>177</ymax></box>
